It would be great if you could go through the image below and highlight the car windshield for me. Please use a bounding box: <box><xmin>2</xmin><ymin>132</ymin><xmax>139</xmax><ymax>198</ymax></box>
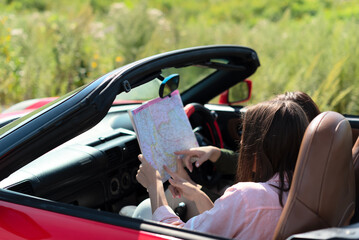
<box><xmin>115</xmin><ymin>66</ymin><xmax>217</xmax><ymax>102</ymax></box>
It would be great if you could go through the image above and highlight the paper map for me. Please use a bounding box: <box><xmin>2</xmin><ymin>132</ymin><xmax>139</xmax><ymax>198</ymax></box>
<box><xmin>129</xmin><ymin>90</ymin><xmax>198</xmax><ymax>181</ymax></box>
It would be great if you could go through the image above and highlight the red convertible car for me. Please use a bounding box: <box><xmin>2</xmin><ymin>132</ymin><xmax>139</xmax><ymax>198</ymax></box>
<box><xmin>0</xmin><ymin>45</ymin><xmax>358</xmax><ymax>239</ymax></box>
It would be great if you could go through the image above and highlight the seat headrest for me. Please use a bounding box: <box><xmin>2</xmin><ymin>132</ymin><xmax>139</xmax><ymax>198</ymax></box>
<box><xmin>273</xmin><ymin>111</ymin><xmax>355</xmax><ymax>240</ymax></box>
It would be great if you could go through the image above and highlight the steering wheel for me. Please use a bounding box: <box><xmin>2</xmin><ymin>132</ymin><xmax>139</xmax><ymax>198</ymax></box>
<box><xmin>184</xmin><ymin>103</ymin><xmax>224</xmax><ymax>188</ymax></box>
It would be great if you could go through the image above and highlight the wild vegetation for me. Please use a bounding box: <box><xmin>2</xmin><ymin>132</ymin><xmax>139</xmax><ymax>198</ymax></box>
<box><xmin>1</xmin><ymin>0</ymin><xmax>358</xmax><ymax>114</ymax></box>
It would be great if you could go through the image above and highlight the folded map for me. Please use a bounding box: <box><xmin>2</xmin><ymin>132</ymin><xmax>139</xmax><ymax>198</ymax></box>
<box><xmin>129</xmin><ymin>90</ymin><xmax>198</xmax><ymax>182</ymax></box>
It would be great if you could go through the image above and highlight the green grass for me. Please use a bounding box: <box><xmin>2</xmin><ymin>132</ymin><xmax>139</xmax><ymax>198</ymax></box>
<box><xmin>0</xmin><ymin>0</ymin><xmax>358</xmax><ymax>114</ymax></box>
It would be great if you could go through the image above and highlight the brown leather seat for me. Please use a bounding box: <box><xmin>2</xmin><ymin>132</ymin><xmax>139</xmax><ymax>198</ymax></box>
<box><xmin>351</xmin><ymin>137</ymin><xmax>359</xmax><ymax>222</ymax></box>
<box><xmin>273</xmin><ymin>111</ymin><xmax>355</xmax><ymax>240</ymax></box>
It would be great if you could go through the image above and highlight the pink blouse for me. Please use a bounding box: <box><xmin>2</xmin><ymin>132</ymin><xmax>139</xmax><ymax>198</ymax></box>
<box><xmin>152</xmin><ymin>175</ymin><xmax>288</xmax><ymax>240</ymax></box>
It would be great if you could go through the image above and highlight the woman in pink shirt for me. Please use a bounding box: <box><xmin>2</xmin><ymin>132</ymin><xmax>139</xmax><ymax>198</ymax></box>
<box><xmin>136</xmin><ymin>100</ymin><xmax>309</xmax><ymax>239</ymax></box>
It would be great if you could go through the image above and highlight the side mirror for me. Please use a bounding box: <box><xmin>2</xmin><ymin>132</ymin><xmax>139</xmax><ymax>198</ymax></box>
<box><xmin>219</xmin><ymin>79</ymin><xmax>252</xmax><ymax>105</ymax></box>
<box><xmin>159</xmin><ymin>74</ymin><xmax>180</xmax><ymax>98</ymax></box>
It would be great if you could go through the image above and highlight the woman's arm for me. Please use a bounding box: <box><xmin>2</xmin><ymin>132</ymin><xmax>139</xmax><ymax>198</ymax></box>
<box><xmin>136</xmin><ymin>154</ymin><xmax>168</xmax><ymax>213</ymax></box>
<box><xmin>153</xmin><ymin>183</ymin><xmax>248</xmax><ymax>239</ymax></box>
<box><xmin>193</xmin><ymin>188</ymin><xmax>214</xmax><ymax>213</ymax></box>
<box><xmin>175</xmin><ymin>146</ymin><xmax>238</xmax><ymax>175</ymax></box>
<box><xmin>147</xmin><ymin>178</ymin><xmax>168</xmax><ymax>214</ymax></box>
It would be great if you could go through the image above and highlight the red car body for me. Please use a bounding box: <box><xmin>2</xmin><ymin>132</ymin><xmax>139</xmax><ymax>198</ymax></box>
<box><xmin>0</xmin><ymin>201</ymin><xmax>169</xmax><ymax>240</ymax></box>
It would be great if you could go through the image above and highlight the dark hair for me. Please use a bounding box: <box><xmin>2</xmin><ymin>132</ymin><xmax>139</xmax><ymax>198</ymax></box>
<box><xmin>274</xmin><ymin>91</ymin><xmax>320</xmax><ymax>122</ymax></box>
<box><xmin>236</xmin><ymin>100</ymin><xmax>309</xmax><ymax>206</ymax></box>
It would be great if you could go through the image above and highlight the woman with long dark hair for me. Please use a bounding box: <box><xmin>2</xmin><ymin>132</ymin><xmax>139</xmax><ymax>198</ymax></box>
<box><xmin>136</xmin><ymin>100</ymin><xmax>309</xmax><ymax>239</ymax></box>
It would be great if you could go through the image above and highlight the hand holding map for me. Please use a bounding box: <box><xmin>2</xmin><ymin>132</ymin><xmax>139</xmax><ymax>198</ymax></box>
<box><xmin>129</xmin><ymin>90</ymin><xmax>198</xmax><ymax>182</ymax></box>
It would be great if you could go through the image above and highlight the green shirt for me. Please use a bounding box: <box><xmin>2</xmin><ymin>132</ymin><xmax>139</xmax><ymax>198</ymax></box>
<box><xmin>214</xmin><ymin>148</ymin><xmax>239</xmax><ymax>175</ymax></box>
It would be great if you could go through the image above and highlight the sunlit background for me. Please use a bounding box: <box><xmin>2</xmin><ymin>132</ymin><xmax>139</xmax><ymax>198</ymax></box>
<box><xmin>0</xmin><ymin>0</ymin><xmax>358</xmax><ymax>114</ymax></box>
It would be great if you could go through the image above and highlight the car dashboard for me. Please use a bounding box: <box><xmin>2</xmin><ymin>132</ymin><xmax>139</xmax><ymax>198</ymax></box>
<box><xmin>0</xmin><ymin>101</ymin><xmax>245</xmax><ymax>217</ymax></box>
<box><xmin>0</xmin><ymin>104</ymin><xmax>148</xmax><ymax>213</ymax></box>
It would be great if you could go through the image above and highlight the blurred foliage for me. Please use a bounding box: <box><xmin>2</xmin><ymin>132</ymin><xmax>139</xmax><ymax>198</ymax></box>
<box><xmin>0</xmin><ymin>0</ymin><xmax>358</xmax><ymax>114</ymax></box>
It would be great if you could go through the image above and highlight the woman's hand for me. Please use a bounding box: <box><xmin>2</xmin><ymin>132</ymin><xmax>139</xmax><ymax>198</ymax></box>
<box><xmin>163</xmin><ymin>158</ymin><xmax>200</xmax><ymax>200</ymax></box>
<box><xmin>165</xmin><ymin>158</ymin><xmax>214</xmax><ymax>213</ymax></box>
<box><xmin>175</xmin><ymin>146</ymin><xmax>221</xmax><ymax>172</ymax></box>
<box><xmin>136</xmin><ymin>154</ymin><xmax>162</xmax><ymax>190</ymax></box>
<box><xmin>164</xmin><ymin>162</ymin><xmax>202</xmax><ymax>201</ymax></box>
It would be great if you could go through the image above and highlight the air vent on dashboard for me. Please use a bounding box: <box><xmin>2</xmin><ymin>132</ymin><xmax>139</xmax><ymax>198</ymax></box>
<box><xmin>7</xmin><ymin>181</ymin><xmax>34</xmax><ymax>195</ymax></box>
<box><xmin>105</xmin><ymin>147</ymin><xmax>122</xmax><ymax>165</ymax></box>
<box><xmin>124</xmin><ymin>140</ymin><xmax>139</xmax><ymax>157</ymax></box>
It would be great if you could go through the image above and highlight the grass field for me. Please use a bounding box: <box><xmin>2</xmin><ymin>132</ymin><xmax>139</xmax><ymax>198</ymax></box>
<box><xmin>1</xmin><ymin>0</ymin><xmax>358</xmax><ymax>114</ymax></box>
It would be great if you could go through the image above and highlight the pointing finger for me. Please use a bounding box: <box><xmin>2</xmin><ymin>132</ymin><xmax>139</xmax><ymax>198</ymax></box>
<box><xmin>164</xmin><ymin>164</ymin><xmax>178</xmax><ymax>180</ymax></box>
<box><xmin>182</xmin><ymin>155</ymin><xmax>193</xmax><ymax>172</ymax></box>
<box><xmin>174</xmin><ymin>150</ymin><xmax>192</xmax><ymax>155</ymax></box>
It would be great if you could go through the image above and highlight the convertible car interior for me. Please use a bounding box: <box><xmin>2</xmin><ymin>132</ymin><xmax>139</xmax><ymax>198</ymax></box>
<box><xmin>0</xmin><ymin>100</ymin><xmax>245</xmax><ymax>216</ymax></box>
<box><xmin>1</xmin><ymin>45</ymin><xmax>359</xmax><ymax>239</ymax></box>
